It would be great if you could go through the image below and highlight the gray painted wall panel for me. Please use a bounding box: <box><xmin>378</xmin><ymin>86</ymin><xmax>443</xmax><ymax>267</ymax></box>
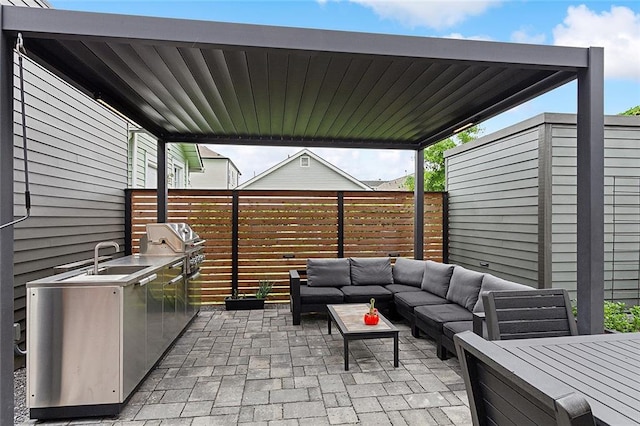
<box><xmin>446</xmin><ymin>127</ymin><xmax>540</xmax><ymax>287</ymax></box>
<box><xmin>12</xmin><ymin>56</ymin><xmax>128</xmax><ymax>351</ymax></box>
<box><xmin>447</xmin><ymin>113</ymin><xmax>640</xmax><ymax>304</ymax></box>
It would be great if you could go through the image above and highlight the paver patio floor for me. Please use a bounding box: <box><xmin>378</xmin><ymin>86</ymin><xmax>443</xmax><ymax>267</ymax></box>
<box><xmin>18</xmin><ymin>305</ymin><xmax>471</xmax><ymax>425</ymax></box>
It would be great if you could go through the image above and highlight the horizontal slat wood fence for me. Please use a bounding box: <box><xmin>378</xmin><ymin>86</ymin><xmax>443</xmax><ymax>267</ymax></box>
<box><xmin>127</xmin><ymin>189</ymin><xmax>446</xmax><ymax>305</ymax></box>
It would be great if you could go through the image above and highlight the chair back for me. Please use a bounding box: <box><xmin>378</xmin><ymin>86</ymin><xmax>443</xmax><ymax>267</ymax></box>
<box><xmin>454</xmin><ymin>331</ymin><xmax>595</xmax><ymax>426</ymax></box>
<box><xmin>483</xmin><ymin>289</ymin><xmax>578</xmax><ymax>340</ymax></box>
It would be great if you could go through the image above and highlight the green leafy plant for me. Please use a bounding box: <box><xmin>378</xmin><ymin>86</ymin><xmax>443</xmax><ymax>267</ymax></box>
<box><xmin>575</xmin><ymin>301</ymin><xmax>640</xmax><ymax>332</ymax></box>
<box><xmin>256</xmin><ymin>280</ymin><xmax>273</xmax><ymax>300</ymax></box>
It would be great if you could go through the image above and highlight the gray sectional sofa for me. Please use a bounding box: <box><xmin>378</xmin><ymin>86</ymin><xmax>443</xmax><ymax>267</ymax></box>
<box><xmin>289</xmin><ymin>257</ymin><xmax>531</xmax><ymax>360</ymax></box>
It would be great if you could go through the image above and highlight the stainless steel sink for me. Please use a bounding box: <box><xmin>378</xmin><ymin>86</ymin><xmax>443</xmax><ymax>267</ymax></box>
<box><xmin>91</xmin><ymin>265</ymin><xmax>151</xmax><ymax>276</ymax></box>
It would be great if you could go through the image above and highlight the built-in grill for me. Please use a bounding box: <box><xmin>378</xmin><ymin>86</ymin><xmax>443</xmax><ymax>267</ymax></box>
<box><xmin>140</xmin><ymin>223</ymin><xmax>205</xmax><ymax>276</ymax></box>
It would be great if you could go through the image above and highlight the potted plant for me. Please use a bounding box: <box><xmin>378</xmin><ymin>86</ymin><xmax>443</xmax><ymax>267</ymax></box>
<box><xmin>225</xmin><ymin>280</ymin><xmax>273</xmax><ymax>310</ymax></box>
<box><xmin>364</xmin><ymin>298</ymin><xmax>379</xmax><ymax>325</ymax></box>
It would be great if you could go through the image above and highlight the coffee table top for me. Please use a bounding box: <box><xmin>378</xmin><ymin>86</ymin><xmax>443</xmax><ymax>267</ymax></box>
<box><xmin>328</xmin><ymin>304</ymin><xmax>397</xmax><ymax>334</ymax></box>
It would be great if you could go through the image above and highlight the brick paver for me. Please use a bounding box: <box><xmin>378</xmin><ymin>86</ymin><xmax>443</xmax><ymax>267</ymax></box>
<box><xmin>19</xmin><ymin>305</ymin><xmax>471</xmax><ymax>425</ymax></box>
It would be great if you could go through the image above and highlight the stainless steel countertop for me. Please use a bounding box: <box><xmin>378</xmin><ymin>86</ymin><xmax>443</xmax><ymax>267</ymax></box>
<box><xmin>27</xmin><ymin>254</ymin><xmax>184</xmax><ymax>288</ymax></box>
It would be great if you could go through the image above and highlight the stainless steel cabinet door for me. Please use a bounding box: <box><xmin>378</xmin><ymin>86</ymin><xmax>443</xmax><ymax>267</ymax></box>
<box><xmin>27</xmin><ymin>286</ymin><xmax>120</xmax><ymax>408</ymax></box>
<box><xmin>123</xmin><ymin>282</ymin><xmax>147</xmax><ymax>398</ymax></box>
<box><xmin>146</xmin><ymin>272</ymin><xmax>165</xmax><ymax>370</ymax></box>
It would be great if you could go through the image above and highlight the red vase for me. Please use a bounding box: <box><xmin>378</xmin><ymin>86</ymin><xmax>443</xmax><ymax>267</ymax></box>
<box><xmin>364</xmin><ymin>313</ymin><xmax>379</xmax><ymax>325</ymax></box>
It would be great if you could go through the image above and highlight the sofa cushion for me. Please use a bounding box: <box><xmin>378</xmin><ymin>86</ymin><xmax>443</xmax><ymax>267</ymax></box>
<box><xmin>442</xmin><ymin>321</ymin><xmax>473</xmax><ymax>340</ymax></box>
<box><xmin>421</xmin><ymin>260</ymin><xmax>454</xmax><ymax>298</ymax></box>
<box><xmin>300</xmin><ymin>285</ymin><xmax>344</xmax><ymax>305</ymax></box>
<box><xmin>394</xmin><ymin>290</ymin><xmax>448</xmax><ymax>309</ymax></box>
<box><xmin>415</xmin><ymin>304</ymin><xmax>473</xmax><ymax>332</ymax></box>
<box><xmin>385</xmin><ymin>284</ymin><xmax>420</xmax><ymax>294</ymax></box>
<box><xmin>445</xmin><ymin>266</ymin><xmax>484</xmax><ymax>311</ymax></box>
<box><xmin>341</xmin><ymin>285</ymin><xmax>393</xmax><ymax>303</ymax></box>
<box><xmin>350</xmin><ymin>257</ymin><xmax>393</xmax><ymax>286</ymax></box>
<box><xmin>307</xmin><ymin>258</ymin><xmax>351</xmax><ymax>287</ymax></box>
<box><xmin>473</xmin><ymin>274</ymin><xmax>532</xmax><ymax>313</ymax></box>
<box><xmin>392</xmin><ymin>258</ymin><xmax>425</xmax><ymax>287</ymax></box>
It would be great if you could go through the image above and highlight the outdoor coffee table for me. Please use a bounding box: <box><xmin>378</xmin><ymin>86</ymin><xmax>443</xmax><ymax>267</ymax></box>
<box><xmin>327</xmin><ymin>304</ymin><xmax>399</xmax><ymax>371</ymax></box>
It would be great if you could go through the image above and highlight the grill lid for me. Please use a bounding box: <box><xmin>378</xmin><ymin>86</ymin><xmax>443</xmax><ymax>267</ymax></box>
<box><xmin>142</xmin><ymin>223</ymin><xmax>203</xmax><ymax>254</ymax></box>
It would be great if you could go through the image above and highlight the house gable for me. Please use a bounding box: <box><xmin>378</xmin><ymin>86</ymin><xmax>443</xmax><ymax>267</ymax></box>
<box><xmin>238</xmin><ymin>149</ymin><xmax>370</xmax><ymax>190</ymax></box>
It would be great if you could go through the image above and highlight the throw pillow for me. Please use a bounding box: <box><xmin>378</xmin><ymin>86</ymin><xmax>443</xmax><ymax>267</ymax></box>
<box><xmin>446</xmin><ymin>266</ymin><xmax>485</xmax><ymax>311</ymax></box>
<box><xmin>307</xmin><ymin>258</ymin><xmax>351</xmax><ymax>287</ymax></box>
<box><xmin>421</xmin><ymin>260</ymin><xmax>454</xmax><ymax>298</ymax></box>
<box><xmin>392</xmin><ymin>258</ymin><xmax>425</xmax><ymax>287</ymax></box>
<box><xmin>350</xmin><ymin>257</ymin><xmax>393</xmax><ymax>286</ymax></box>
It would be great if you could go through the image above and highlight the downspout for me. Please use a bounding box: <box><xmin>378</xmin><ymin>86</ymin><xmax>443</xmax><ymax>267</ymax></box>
<box><xmin>131</xmin><ymin>131</ymin><xmax>138</xmax><ymax>189</ymax></box>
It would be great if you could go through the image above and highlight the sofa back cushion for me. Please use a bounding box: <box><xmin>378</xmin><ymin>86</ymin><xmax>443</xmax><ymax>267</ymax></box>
<box><xmin>446</xmin><ymin>266</ymin><xmax>484</xmax><ymax>311</ymax></box>
<box><xmin>307</xmin><ymin>258</ymin><xmax>351</xmax><ymax>287</ymax></box>
<box><xmin>421</xmin><ymin>260</ymin><xmax>454</xmax><ymax>298</ymax></box>
<box><xmin>473</xmin><ymin>274</ymin><xmax>533</xmax><ymax>313</ymax></box>
<box><xmin>392</xmin><ymin>258</ymin><xmax>425</xmax><ymax>288</ymax></box>
<box><xmin>350</xmin><ymin>257</ymin><xmax>393</xmax><ymax>286</ymax></box>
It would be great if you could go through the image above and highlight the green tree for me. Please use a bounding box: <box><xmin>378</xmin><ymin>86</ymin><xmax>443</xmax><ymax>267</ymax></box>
<box><xmin>620</xmin><ymin>105</ymin><xmax>640</xmax><ymax>116</ymax></box>
<box><xmin>404</xmin><ymin>126</ymin><xmax>482</xmax><ymax>191</ymax></box>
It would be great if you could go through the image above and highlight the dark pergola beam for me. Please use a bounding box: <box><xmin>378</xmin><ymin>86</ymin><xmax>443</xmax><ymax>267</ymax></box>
<box><xmin>162</xmin><ymin>135</ymin><xmax>417</xmax><ymax>151</ymax></box>
<box><xmin>2</xmin><ymin>6</ymin><xmax>589</xmax><ymax>71</ymax></box>
<box><xmin>0</xmin><ymin>8</ymin><xmax>14</xmax><ymax>424</ymax></box>
<box><xmin>417</xmin><ymin>71</ymin><xmax>577</xmax><ymax>149</ymax></box>
<box><xmin>414</xmin><ymin>148</ymin><xmax>425</xmax><ymax>260</ymax></box>
<box><xmin>576</xmin><ymin>47</ymin><xmax>604</xmax><ymax>334</ymax></box>
<box><xmin>157</xmin><ymin>139</ymin><xmax>168</xmax><ymax>223</ymax></box>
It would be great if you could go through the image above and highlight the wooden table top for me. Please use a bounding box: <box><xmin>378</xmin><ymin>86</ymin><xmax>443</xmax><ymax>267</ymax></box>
<box><xmin>496</xmin><ymin>332</ymin><xmax>640</xmax><ymax>426</ymax></box>
<box><xmin>327</xmin><ymin>304</ymin><xmax>396</xmax><ymax>334</ymax></box>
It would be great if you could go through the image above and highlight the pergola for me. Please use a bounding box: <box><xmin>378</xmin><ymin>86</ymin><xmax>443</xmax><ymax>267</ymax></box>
<box><xmin>0</xmin><ymin>5</ymin><xmax>603</xmax><ymax>422</ymax></box>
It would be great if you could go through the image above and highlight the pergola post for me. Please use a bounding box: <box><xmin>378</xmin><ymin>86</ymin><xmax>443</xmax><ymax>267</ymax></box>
<box><xmin>414</xmin><ymin>148</ymin><xmax>424</xmax><ymax>260</ymax></box>
<box><xmin>157</xmin><ymin>139</ymin><xmax>168</xmax><ymax>223</ymax></box>
<box><xmin>576</xmin><ymin>47</ymin><xmax>604</xmax><ymax>335</ymax></box>
<box><xmin>0</xmin><ymin>6</ymin><xmax>15</xmax><ymax>422</ymax></box>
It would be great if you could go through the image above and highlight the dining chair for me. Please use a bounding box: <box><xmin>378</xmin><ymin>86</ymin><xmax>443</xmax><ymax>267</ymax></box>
<box><xmin>454</xmin><ymin>331</ymin><xmax>595</xmax><ymax>426</ymax></box>
<box><xmin>482</xmin><ymin>288</ymin><xmax>578</xmax><ymax>340</ymax></box>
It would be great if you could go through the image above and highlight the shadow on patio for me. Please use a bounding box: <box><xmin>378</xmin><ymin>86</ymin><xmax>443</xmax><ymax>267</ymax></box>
<box><xmin>17</xmin><ymin>306</ymin><xmax>471</xmax><ymax>425</ymax></box>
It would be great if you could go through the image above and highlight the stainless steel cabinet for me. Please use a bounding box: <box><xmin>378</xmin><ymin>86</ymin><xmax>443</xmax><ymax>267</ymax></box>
<box><xmin>27</xmin><ymin>256</ymin><xmax>197</xmax><ymax>419</ymax></box>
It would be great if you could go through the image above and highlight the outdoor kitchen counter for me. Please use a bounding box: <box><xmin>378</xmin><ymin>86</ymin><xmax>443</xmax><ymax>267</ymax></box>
<box><xmin>26</xmin><ymin>253</ymin><xmax>184</xmax><ymax>288</ymax></box>
<box><xmin>26</xmin><ymin>253</ymin><xmax>195</xmax><ymax>420</ymax></box>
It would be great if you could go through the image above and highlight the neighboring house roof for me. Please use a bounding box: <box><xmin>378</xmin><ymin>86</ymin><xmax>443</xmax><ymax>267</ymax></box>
<box><xmin>236</xmin><ymin>149</ymin><xmax>371</xmax><ymax>190</ymax></box>
<box><xmin>375</xmin><ymin>175</ymin><xmax>412</xmax><ymax>191</ymax></box>
<box><xmin>130</xmin><ymin>128</ymin><xmax>204</xmax><ymax>172</ymax></box>
<box><xmin>179</xmin><ymin>143</ymin><xmax>204</xmax><ymax>172</ymax></box>
<box><xmin>197</xmin><ymin>145</ymin><xmax>241</xmax><ymax>175</ymax></box>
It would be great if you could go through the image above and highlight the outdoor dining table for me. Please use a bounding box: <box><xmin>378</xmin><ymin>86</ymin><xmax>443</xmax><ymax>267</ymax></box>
<box><xmin>494</xmin><ymin>332</ymin><xmax>640</xmax><ymax>426</ymax></box>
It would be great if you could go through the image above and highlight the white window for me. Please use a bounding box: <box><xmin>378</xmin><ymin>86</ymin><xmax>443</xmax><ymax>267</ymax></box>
<box><xmin>300</xmin><ymin>156</ymin><xmax>310</xmax><ymax>167</ymax></box>
<box><xmin>173</xmin><ymin>164</ymin><xmax>184</xmax><ymax>188</ymax></box>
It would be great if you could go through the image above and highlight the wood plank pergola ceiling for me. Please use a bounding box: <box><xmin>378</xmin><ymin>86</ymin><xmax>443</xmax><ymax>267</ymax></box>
<box><xmin>2</xmin><ymin>6</ymin><xmax>588</xmax><ymax>150</ymax></box>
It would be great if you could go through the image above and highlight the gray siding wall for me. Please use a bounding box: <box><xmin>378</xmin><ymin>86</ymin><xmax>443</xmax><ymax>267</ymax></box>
<box><xmin>242</xmin><ymin>155</ymin><xmax>366</xmax><ymax>190</ymax></box>
<box><xmin>446</xmin><ymin>113</ymin><xmax>640</xmax><ymax>303</ymax></box>
<box><xmin>129</xmin><ymin>132</ymin><xmax>191</xmax><ymax>188</ymax></box>
<box><xmin>550</xmin><ymin>116</ymin><xmax>640</xmax><ymax>303</ymax></box>
<box><xmin>445</xmin><ymin>125</ymin><xmax>540</xmax><ymax>286</ymax></box>
<box><xmin>13</xmin><ymin>56</ymin><xmax>128</xmax><ymax>353</ymax></box>
<box><xmin>190</xmin><ymin>158</ymin><xmax>231</xmax><ymax>189</ymax></box>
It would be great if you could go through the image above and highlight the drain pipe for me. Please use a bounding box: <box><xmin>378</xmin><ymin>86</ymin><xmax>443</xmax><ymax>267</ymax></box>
<box><xmin>14</xmin><ymin>323</ymin><xmax>26</xmax><ymax>356</ymax></box>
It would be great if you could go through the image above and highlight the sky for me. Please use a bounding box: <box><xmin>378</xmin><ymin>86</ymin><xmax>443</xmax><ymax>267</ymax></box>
<box><xmin>51</xmin><ymin>0</ymin><xmax>640</xmax><ymax>184</ymax></box>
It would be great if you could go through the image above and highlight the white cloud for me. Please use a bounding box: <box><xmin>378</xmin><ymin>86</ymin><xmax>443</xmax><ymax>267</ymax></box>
<box><xmin>553</xmin><ymin>5</ymin><xmax>640</xmax><ymax>81</ymax></box>
<box><xmin>445</xmin><ymin>32</ymin><xmax>493</xmax><ymax>41</ymax></box>
<box><xmin>511</xmin><ymin>27</ymin><xmax>546</xmax><ymax>44</ymax></box>
<box><xmin>319</xmin><ymin>0</ymin><xmax>502</xmax><ymax>30</ymax></box>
